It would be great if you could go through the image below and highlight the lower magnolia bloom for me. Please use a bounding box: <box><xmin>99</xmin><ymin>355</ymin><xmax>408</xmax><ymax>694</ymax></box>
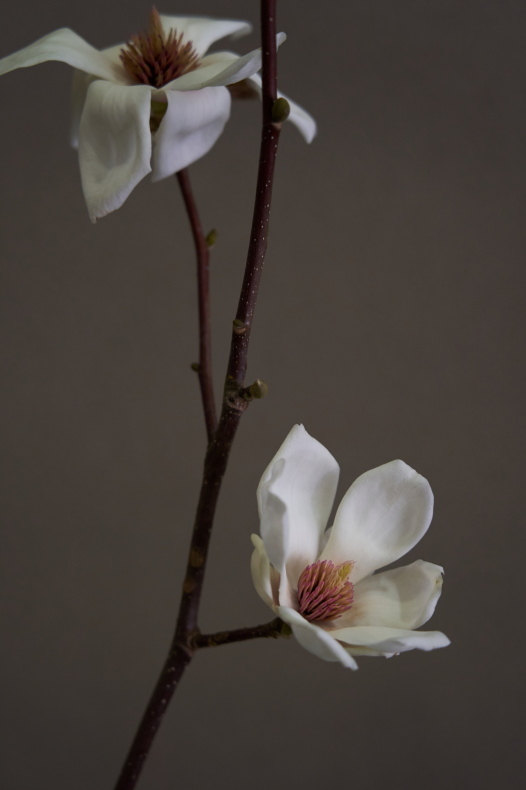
<box><xmin>0</xmin><ymin>9</ymin><xmax>315</xmax><ymax>221</ymax></box>
<box><xmin>251</xmin><ymin>425</ymin><xmax>450</xmax><ymax>669</ymax></box>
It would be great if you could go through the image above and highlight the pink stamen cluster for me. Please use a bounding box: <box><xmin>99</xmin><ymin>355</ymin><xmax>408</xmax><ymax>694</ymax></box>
<box><xmin>297</xmin><ymin>560</ymin><xmax>354</xmax><ymax>622</ymax></box>
<box><xmin>120</xmin><ymin>7</ymin><xmax>201</xmax><ymax>88</ymax></box>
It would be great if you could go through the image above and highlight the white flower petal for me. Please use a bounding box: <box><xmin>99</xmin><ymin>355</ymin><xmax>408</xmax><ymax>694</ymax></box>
<box><xmin>329</xmin><ymin>625</ymin><xmax>450</xmax><ymax>655</ymax></box>
<box><xmin>160</xmin><ymin>16</ymin><xmax>252</xmax><ymax>58</ymax></box>
<box><xmin>245</xmin><ymin>73</ymin><xmax>317</xmax><ymax>143</ymax></box>
<box><xmin>164</xmin><ymin>34</ymin><xmax>286</xmax><ymax>92</ymax></box>
<box><xmin>78</xmin><ymin>81</ymin><xmax>153</xmax><ymax>221</ymax></box>
<box><xmin>151</xmin><ymin>86</ymin><xmax>231</xmax><ymax>181</ymax></box>
<box><xmin>0</xmin><ymin>28</ymin><xmax>122</xmax><ymax>82</ymax></box>
<box><xmin>338</xmin><ymin>560</ymin><xmax>444</xmax><ymax>630</ymax></box>
<box><xmin>277</xmin><ymin>607</ymin><xmax>358</xmax><ymax>669</ymax></box>
<box><xmin>257</xmin><ymin>425</ymin><xmax>339</xmax><ymax>588</ymax></box>
<box><xmin>250</xmin><ymin>534</ymin><xmax>279</xmax><ymax>609</ymax></box>
<box><xmin>71</xmin><ymin>43</ymin><xmax>131</xmax><ymax>150</ymax></box>
<box><xmin>321</xmin><ymin>460</ymin><xmax>434</xmax><ymax>582</ymax></box>
<box><xmin>71</xmin><ymin>69</ymin><xmax>95</xmax><ymax>148</ymax></box>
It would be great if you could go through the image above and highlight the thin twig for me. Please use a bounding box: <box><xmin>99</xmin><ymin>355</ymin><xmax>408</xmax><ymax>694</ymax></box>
<box><xmin>176</xmin><ymin>168</ymin><xmax>217</xmax><ymax>442</ymax></box>
<box><xmin>194</xmin><ymin>618</ymin><xmax>288</xmax><ymax>649</ymax></box>
<box><xmin>113</xmin><ymin>4</ymin><xmax>281</xmax><ymax>788</ymax></box>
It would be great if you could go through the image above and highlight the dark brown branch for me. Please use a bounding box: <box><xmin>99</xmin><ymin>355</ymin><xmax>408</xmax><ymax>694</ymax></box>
<box><xmin>176</xmin><ymin>168</ymin><xmax>217</xmax><ymax>442</ymax></box>
<box><xmin>193</xmin><ymin>618</ymin><xmax>288</xmax><ymax>649</ymax></box>
<box><xmin>226</xmin><ymin>0</ymin><xmax>280</xmax><ymax>385</ymax></box>
<box><xmin>114</xmin><ymin>643</ymin><xmax>193</xmax><ymax>790</ymax></box>
<box><xmin>113</xmin><ymin>4</ymin><xmax>282</xmax><ymax>788</ymax></box>
<box><xmin>173</xmin><ymin>0</ymin><xmax>282</xmax><ymax>651</ymax></box>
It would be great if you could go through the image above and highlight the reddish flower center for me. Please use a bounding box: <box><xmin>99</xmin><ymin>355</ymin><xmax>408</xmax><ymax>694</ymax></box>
<box><xmin>297</xmin><ymin>560</ymin><xmax>354</xmax><ymax>622</ymax></box>
<box><xmin>120</xmin><ymin>7</ymin><xmax>201</xmax><ymax>88</ymax></box>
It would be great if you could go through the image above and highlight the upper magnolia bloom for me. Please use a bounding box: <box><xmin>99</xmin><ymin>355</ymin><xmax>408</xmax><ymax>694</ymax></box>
<box><xmin>0</xmin><ymin>9</ymin><xmax>316</xmax><ymax>221</ymax></box>
<box><xmin>251</xmin><ymin>425</ymin><xmax>450</xmax><ymax>669</ymax></box>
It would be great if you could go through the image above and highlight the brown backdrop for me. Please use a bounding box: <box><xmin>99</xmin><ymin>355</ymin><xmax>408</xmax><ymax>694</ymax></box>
<box><xmin>1</xmin><ymin>1</ymin><xmax>525</xmax><ymax>788</ymax></box>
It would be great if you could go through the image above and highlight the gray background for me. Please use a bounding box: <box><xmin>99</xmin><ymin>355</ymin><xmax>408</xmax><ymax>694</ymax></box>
<box><xmin>1</xmin><ymin>1</ymin><xmax>525</xmax><ymax>788</ymax></box>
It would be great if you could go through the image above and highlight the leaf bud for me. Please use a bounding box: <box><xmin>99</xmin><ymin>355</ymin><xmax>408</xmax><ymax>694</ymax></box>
<box><xmin>271</xmin><ymin>97</ymin><xmax>290</xmax><ymax>123</ymax></box>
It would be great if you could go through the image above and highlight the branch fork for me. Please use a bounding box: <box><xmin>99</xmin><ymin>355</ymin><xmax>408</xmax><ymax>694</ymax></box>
<box><xmin>114</xmin><ymin>4</ymin><xmax>282</xmax><ymax>788</ymax></box>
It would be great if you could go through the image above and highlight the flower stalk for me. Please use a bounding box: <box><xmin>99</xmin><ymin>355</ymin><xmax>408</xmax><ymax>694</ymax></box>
<box><xmin>193</xmin><ymin>617</ymin><xmax>290</xmax><ymax>649</ymax></box>
<box><xmin>113</xmin><ymin>3</ymin><xmax>282</xmax><ymax>788</ymax></box>
<box><xmin>176</xmin><ymin>168</ymin><xmax>217</xmax><ymax>442</ymax></box>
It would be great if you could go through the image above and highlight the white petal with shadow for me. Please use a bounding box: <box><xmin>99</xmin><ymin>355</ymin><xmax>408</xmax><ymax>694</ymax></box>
<box><xmin>164</xmin><ymin>34</ymin><xmax>286</xmax><ymax>92</ymax></box>
<box><xmin>321</xmin><ymin>460</ymin><xmax>434</xmax><ymax>583</ymax></box>
<box><xmin>0</xmin><ymin>28</ymin><xmax>123</xmax><ymax>82</ymax></box>
<box><xmin>78</xmin><ymin>81</ymin><xmax>153</xmax><ymax>221</ymax></box>
<box><xmin>151</xmin><ymin>86</ymin><xmax>231</xmax><ymax>181</ymax></box>
<box><xmin>329</xmin><ymin>625</ymin><xmax>450</xmax><ymax>654</ymax></box>
<box><xmin>338</xmin><ymin>560</ymin><xmax>444</xmax><ymax>630</ymax></box>
<box><xmin>257</xmin><ymin>425</ymin><xmax>339</xmax><ymax>589</ymax></box>
<box><xmin>277</xmin><ymin>607</ymin><xmax>358</xmax><ymax>669</ymax></box>
<box><xmin>160</xmin><ymin>16</ymin><xmax>252</xmax><ymax>58</ymax></box>
<box><xmin>250</xmin><ymin>534</ymin><xmax>279</xmax><ymax>609</ymax></box>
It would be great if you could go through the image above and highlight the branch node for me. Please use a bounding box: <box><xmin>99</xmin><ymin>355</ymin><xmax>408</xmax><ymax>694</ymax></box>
<box><xmin>190</xmin><ymin>549</ymin><xmax>204</xmax><ymax>568</ymax></box>
<box><xmin>190</xmin><ymin>362</ymin><xmax>201</xmax><ymax>372</ymax></box>
<box><xmin>232</xmin><ymin>318</ymin><xmax>247</xmax><ymax>335</ymax></box>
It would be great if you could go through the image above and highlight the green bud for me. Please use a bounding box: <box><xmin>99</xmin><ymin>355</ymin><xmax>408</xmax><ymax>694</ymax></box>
<box><xmin>205</xmin><ymin>228</ymin><xmax>218</xmax><ymax>247</ymax></box>
<box><xmin>232</xmin><ymin>319</ymin><xmax>246</xmax><ymax>335</ymax></box>
<box><xmin>190</xmin><ymin>362</ymin><xmax>200</xmax><ymax>372</ymax></box>
<box><xmin>271</xmin><ymin>97</ymin><xmax>290</xmax><ymax>123</ymax></box>
<box><xmin>248</xmin><ymin>379</ymin><xmax>268</xmax><ymax>399</ymax></box>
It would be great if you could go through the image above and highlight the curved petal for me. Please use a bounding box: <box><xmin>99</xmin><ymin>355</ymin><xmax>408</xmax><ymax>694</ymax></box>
<box><xmin>277</xmin><ymin>607</ymin><xmax>358</xmax><ymax>669</ymax></box>
<box><xmin>0</xmin><ymin>28</ymin><xmax>123</xmax><ymax>82</ymax></box>
<box><xmin>329</xmin><ymin>625</ymin><xmax>450</xmax><ymax>655</ymax></box>
<box><xmin>321</xmin><ymin>460</ymin><xmax>434</xmax><ymax>583</ymax></box>
<box><xmin>336</xmin><ymin>560</ymin><xmax>445</xmax><ymax>630</ymax></box>
<box><xmin>250</xmin><ymin>534</ymin><xmax>280</xmax><ymax>610</ymax></box>
<box><xmin>71</xmin><ymin>69</ymin><xmax>95</xmax><ymax>148</ymax></box>
<box><xmin>151</xmin><ymin>86</ymin><xmax>231</xmax><ymax>181</ymax></box>
<box><xmin>257</xmin><ymin>425</ymin><xmax>339</xmax><ymax>589</ymax></box>
<box><xmin>78</xmin><ymin>81</ymin><xmax>153</xmax><ymax>221</ymax></box>
<box><xmin>164</xmin><ymin>33</ymin><xmax>286</xmax><ymax>92</ymax></box>
<box><xmin>160</xmin><ymin>16</ymin><xmax>252</xmax><ymax>58</ymax></box>
<box><xmin>245</xmin><ymin>73</ymin><xmax>317</xmax><ymax>143</ymax></box>
<box><xmin>71</xmin><ymin>43</ymin><xmax>132</xmax><ymax>150</ymax></box>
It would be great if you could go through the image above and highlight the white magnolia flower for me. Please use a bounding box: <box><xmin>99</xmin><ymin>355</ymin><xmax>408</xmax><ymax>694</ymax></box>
<box><xmin>0</xmin><ymin>9</ymin><xmax>316</xmax><ymax>221</ymax></box>
<box><xmin>251</xmin><ymin>425</ymin><xmax>450</xmax><ymax>669</ymax></box>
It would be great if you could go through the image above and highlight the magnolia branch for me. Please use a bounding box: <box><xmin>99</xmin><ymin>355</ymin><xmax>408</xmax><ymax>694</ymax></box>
<box><xmin>193</xmin><ymin>618</ymin><xmax>290</xmax><ymax>649</ymax></box>
<box><xmin>114</xmin><ymin>3</ymin><xmax>281</xmax><ymax>788</ymax></box>
<box><xmin>176</xmin><ymin>168</ymin><xmax>217</xmax><ymax>442</ymax></box>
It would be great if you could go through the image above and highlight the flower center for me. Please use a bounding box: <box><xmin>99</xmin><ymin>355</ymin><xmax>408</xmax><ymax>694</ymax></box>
<box><xmin>297</xmin><ymin>560</ymin><xmax>354</xmax><ymax>622</ymax></box>
<box><xmin>120</xmin><ymin>7</ymin><xmax>201</xmax><ymax>88</ymax></box>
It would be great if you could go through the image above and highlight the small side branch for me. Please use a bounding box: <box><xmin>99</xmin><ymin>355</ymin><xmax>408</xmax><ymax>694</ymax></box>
<box><xmin>176</xmin><ymin>168</ymin><xmax>217</xmax><ymax>442</ymax></box>
<box><xmin>194</xmin><ymin>618</ymin><xmax>289</xmax><ymax>649</ymax></box>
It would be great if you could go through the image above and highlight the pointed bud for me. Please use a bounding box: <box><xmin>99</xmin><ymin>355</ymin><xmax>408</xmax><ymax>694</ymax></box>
<box><xmin>205</xmin><ymin>228</ymin><xmax>217</xmax><ymax>247</ymax></box>
<box><xmin>248</xmin><ymin>379</ymin><xmax>268</xmax><ymax>399</ymax></box>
